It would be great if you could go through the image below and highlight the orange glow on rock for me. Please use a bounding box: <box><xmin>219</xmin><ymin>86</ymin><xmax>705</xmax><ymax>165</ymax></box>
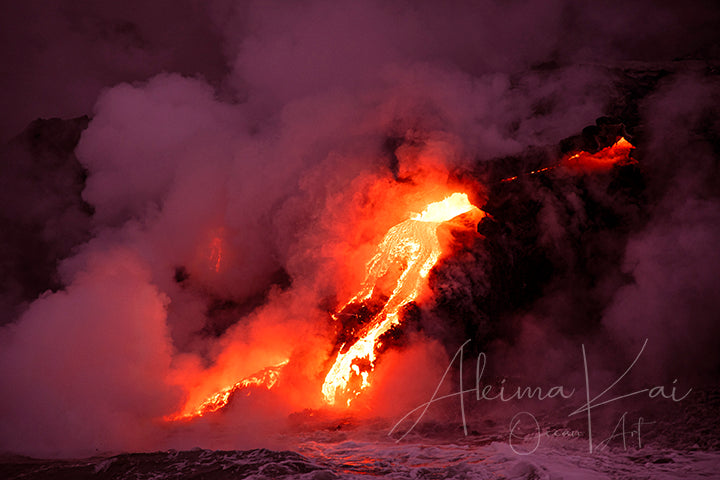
<box><xmin>500</xmin><ymin>137</ymin><xmax>636</xmax><ymax>183</ymax></box>
<box><xmin>209</xmin><ymin>235</ymin><xmax>223</xmax><ymax>273</ymax></box>
<box><xmin>562</xmin><ymin>137</ymin><xmax>636</xmax><ymax>173</ymax></box>
<box><xmin>165</xmin><ymin>359</ymin><xmax>288</xmax><ymax>421</ymax></box>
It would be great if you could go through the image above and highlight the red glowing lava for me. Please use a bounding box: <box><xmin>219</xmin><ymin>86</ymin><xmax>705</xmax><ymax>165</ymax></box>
<box><xmin>209</xmin><ymin>235</ymin><xmax>223</xmax><ymax>273</ymax></box>
<box><xmin>165</xmin><ymin>360</ymin><xmax>288</xmax><ymax>421</ymax></box>
<box><xmin>166</xmin><ymin>191</ymin><xmax>483</xmax><ymax>421</ymax></box>
<box><xmin>502</xmin><ymin>137</ymin><xmax>636</xmax><ymax>183</ymax></box>
<box><xmin>562</xmin><ymin>137</ymin><xmax>636</xmax><ymax>173</ymax></box>
<box><xmin>322</xmin><ymin>193</ymin><xmax>483</xmax><ymax>406</ymax></box>
<box><xmin>165</xmin><ymin>138</ymin><xmax>638</xmax><ymax>421</ymax></box>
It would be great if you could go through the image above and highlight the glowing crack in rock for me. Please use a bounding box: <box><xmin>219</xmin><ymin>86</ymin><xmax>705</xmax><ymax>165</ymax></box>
<box><xmin>563</xmin><ymin>137</ymin><xmax>636</xmax><ymax>172</ymax></box>
<box><xmin>501</xmin><ymin>137</ymin><xmax>636</xmax><ymax>182</ymax></box>
<box><xmin>166</xmin><ymin>359</ymin><xmax>288</xmax><ymax>421</ymax></box>
<box><xmin>322</xmin><ymin>193</ymin><xmax>483</xmax><ymax>406</ymax></box>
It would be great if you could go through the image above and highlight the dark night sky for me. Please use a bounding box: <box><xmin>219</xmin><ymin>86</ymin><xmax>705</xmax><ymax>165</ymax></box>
<box><xmin>1</xmin><ymin>1</ymin><xmax>718</xmax><ymax>141</ymax></box>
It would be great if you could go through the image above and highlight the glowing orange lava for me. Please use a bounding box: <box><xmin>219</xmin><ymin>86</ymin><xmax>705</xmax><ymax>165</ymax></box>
<box><xmin>165</xmin><ymin>359</ymin><xmax>288</xmax><ymax>421</ymax></box>
<box><xmin>501</xmin><ymin>137</ymin><xmax>636</xmax><ymax>182</ymax></box>
<box><xmin>166</xmin><ymin>193</ymin><xmax>482</xmax><ymax>421</ymax></box>
<box><xmin>165</xmin><ymin>138</ymin><xmax>637</xmax><ymax>421</ymax></box>
<box><xmin>209</xmin><ymin>236</ymin><xmax>223</xmax><ymax>273</ymax></box>
<box><xmin>562</xmin><ymin>137</ymin><xmax>636</xmax><ymax>173</ymax></box>
<box><xmin>321</xmin><ymin>193</ymin><xmax>483</xmax><ymax>406</ymax></box>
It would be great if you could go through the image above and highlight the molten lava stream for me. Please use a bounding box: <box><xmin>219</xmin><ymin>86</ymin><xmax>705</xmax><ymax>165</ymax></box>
<box><xmin>166</xmin><ymin>193</ymin><xmax>482</xmax><ymax>421</ymax></box>
<box><xmin>322</xmin><ymin>193</ymin><xmax>483</xmax><ymax>406</ymax></box>
<box><xmin>165</xmin><ymin>360</ymin><xmax>288</xmax><ymax>421</ymax></box>
<box><xmin>501</xmin><ymin>137</ymin><xmax>636</xmax><ymax>183</ymax></box>
<box><xmin>562</xmin><ymin>137</ymin><xmax>636</xmax><ymax>172</ymax></box>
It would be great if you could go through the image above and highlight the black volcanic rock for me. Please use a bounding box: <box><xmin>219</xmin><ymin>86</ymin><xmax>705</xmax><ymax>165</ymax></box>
<box><xmin>425</xmin><ymin>123</ymin><xmax>648</xmax><ymax>356</ymax></box>
<box><xmin>0</xmin><ymin>116</ymin><xmax>93</xmax><ymax>325</ymax></box>
<box><xmin>559</xmin><ymin>118</ymin><xmax>630</xmax><ymax>154</ymax></box>
<box><xmin>0</xmin><ymin>448</ymin><xmax>327</xmax><ymax>480</ymax></box>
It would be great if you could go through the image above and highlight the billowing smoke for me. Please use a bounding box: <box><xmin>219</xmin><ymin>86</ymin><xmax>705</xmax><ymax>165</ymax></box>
<box><xmin>1</xmin><ymin>0</ymin><xmax>718</xmax><ymax>457</ymax></box>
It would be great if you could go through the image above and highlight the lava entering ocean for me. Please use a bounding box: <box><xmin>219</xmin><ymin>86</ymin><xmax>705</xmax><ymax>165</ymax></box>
<box><xmin>166</xmin><ymin>192</ymin><xmax>483</xmax><ymax>421</ymax></box>
<box><xmin>166</xmin><ymin>360</ymin><xmax>289</xmax><ymax>421</ymax></box>
<box><xmin>166</xmin><ymin>138</ymin><xmax>636</xmax><ymax>421</ymax></box>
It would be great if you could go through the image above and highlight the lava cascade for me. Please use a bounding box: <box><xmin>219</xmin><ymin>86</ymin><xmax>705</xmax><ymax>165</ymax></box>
<box><xmin>321</xmin><ymin>193</ymin><xmax>483</xmax><ymax>406</ymax></box>
<box><xmin>165</xmin><ymin>139</ymin><xmax>636</xmax><ymax>420</ymax></box>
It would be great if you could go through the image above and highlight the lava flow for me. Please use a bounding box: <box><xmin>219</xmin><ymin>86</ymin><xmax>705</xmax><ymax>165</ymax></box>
<box><xmin>165</xmin><ymin>360</ymin><xmax>288</xmax><ymax>421</ymax></box>
<box><xmin>321</xmin><ymin>193</ymin><xmax>483</xmax><ymax>406</ymax></box>
<box><xmin>501</xmin><ymin>137</ymin><xmax>636</xmax><ymax>182</ymax></box>
<box><xmin>165</xmin><ymin>192</ymin><xmax>482</xmax><ymax>421</ymax></box>
<box><xmin>164</xmin><ymin>140</ymin><xmax>635</xmax><ymax>419</ymax></box>
<box><xmin>562</xmin><ymin>137</ymin><xmax>636</xmax><ymax>172</ymax></box>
